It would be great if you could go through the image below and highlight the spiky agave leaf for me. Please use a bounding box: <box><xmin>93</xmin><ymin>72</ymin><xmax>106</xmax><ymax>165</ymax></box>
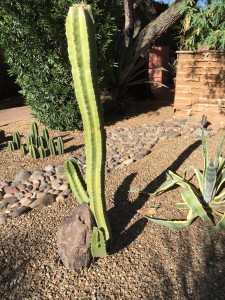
<box><xmin>203</xmin><ymin>159</ymin><xmax>217</xmax><ymax>204</ymax></box>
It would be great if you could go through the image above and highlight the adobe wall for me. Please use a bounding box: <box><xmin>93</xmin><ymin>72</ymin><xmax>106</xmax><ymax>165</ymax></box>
<box><xmin>174</xmin><ymin>51</ymin><xmax>225</xmax><ymax>122</ymax></box>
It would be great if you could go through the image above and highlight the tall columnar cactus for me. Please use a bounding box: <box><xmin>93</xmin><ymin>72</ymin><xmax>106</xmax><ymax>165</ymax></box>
<box><xmin>64</xmin><ymin>4</ymin><xmax>111</xmax><ymax>257</ymax></box>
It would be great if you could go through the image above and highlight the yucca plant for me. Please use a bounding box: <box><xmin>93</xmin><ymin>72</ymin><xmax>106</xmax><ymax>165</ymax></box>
<box><xmin>138</xmin><ymin>125</ymin><xmax>225</xmax><ymax>232</ymax></box>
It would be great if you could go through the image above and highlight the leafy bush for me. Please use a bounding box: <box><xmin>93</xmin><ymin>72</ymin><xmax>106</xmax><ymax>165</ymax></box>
<box><xmin>138</xmin><ymin>124</ymin><xmax>225</xmax><ymax>232</ymax></box>
<box><xmin>178</xmin><ymin>0</ymin><xmax>225</xmax><ymax>50</ymax></box>
<box><xmin>0</xmin><ymin>0</ymin><xmax>120</xmax><ymax>130</ymax></box>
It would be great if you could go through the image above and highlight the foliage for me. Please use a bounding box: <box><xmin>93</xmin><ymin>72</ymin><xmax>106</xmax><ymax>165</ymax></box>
<box><xmin>138</xmin><ymin>124</ymin><xmax>225</xmax><ymax>232</ymax></box>
<box><xmin>104</xmin><ymin>32</ymin><xmax>167</xmax><ymax>109</ymax></box>
<box><xmin>0</xmin><ymin>0</ymin><xmax>120</xmax><ymax>130</ymax></box>
<box><xmin>8</xmin><ymin>122</ymin><xmax>64</xmax><ymax>158</ymax></box>
<box><xmin>178</xmin><ymin>0</ymin><xmax>225</xmax><ymax>50</ymax></box>
<box><xmin>64</xmin><ymin>4</ymin><xmax>111</xmax><ymax>258</ymax></box>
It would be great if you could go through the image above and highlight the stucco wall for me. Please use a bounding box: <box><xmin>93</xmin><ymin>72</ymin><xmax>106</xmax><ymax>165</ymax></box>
<box><xmin>174</xmin><ymin>51</ymin><xmax>225</xmax><ymax>121</ymax></box>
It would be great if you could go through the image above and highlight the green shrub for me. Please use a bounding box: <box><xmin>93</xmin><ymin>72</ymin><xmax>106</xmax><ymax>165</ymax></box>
<box><xmin>178</xmin><ymin>0</ymin><xmax>225</xmax><ymax>50</ymax></box>
<box><xmin>0</xmin><ymin>0</ymin><xmax>120</xmax><ymax>130</ymax></box>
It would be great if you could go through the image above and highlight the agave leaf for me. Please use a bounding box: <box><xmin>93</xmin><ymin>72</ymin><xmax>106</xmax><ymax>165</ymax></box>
<box><xmin>214</xmin><ymin>135</ymin><xmax>225</xmax><ymax>168</ymax></box>
<box><xmin>127</xmin><ymin>80</ymin><xmax>168</xmax><ymax>88</ymax></box>
<box><xmin>146</xmin><ymin>209</ymin><xmax>197</xmax><ymax>231</ymax></box>
<box><xmin>193</xmin><ymin>168</ymin><xmax>204</xmax><ymax>194</ymax></box>
<box><xmin>214</xmin><ymin>190</ymin><xmax>225</xmax><ymax>202</ymax></box>
<box><xmin>209</xmin><ymin>212</ymin><xmax>225</xmax><ymax>232</ymax></box>
<box><xmin>181</xmin><ymin>186</ymin><xmax>214</xmax><ymax>226</ymax></box>
<box><xmin>203</xmin><ymin>159</ymin><xmax>217</xmax><ymax>204</ymax></box>
<box><xmin>215</xmin><ymin>169</ymin><xmax>225</xmax><ymax>194</ymax></box>
<box><xmin>209</xmin><ymin>200</ymin><xmax>225</xmax><ymax>207</ymax></box>
<box><xmin>201</xmin><ymin>128</ymin><xmax>208</xmax><ymax>176</ymax></box>
<box><xmin>218</xmin><ymin>157</ymin><xmax>225</xmax><ymax>175</ymax></box>
<box><xmin>175</xmin><ymin>202</ymin><xmax>189</xmax><ymax>209</ymax></box>
<box><xmin>150</xmin><ymin>177</ymin><xmax>181</xmax><ymax>197</ymax></box>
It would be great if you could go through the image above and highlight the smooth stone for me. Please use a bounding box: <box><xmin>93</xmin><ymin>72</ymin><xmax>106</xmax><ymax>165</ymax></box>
<box><xmin>3</xmin><ymin>186</ymin><xmax>19</xmax><ymax>195</ymax></box>
<box><xmin>8</xmin><ymin>202</ymin><xmax>20</xmax><ymax>210</ymax></box>
<box><xmin>62</xmin><ymin>189</ymin><xmax>72</xmax><ymax>196</ymax></box>
<box><xmin>51</xmin><ymin>179</ymin><xmax>62</xmax><ymax>190</ymax></box>
<box><xmin>55</xmin><ymin>166</ymin><xmax>64</xmax><ymax>174</ymax></box>
<box><xmin>35</xmin><ymin>192</ymin><xmax>47</xmax><ymax>199</ymax></box>
<box><xmin>165</xmin><ymin>130</ymin><xmax>181</xmax><ymax>138</ymax></box>
<box><xmin>3</xmin><ymin>193</ymin><xmax>13</xmax><ymax>198</ymax></box>
<box><xmin>29</xmin><ymin>194</ymin><xmax>56</xmax><ymax>209</ymax></box>
<box><xmin>30</xmin><ymin>174</ymin><xmax>45</xmax><ymax>181</ymax></box>
<box><xmin>45</xmin><ymin>165</ymin><xmax>55</xmax><ymax>172</ymax></box>
<box><xmin>26</xmin><ymin>185</ymin><xmax>33</xmax><ymax>191</ymax></box>
<box><xmin>121</xmin><ymin>158</ymin><xmax>134</xmax><ymax>166</ymax></box>
<box><xmin>52</xmin><ymin>190</ymin><xmax>60</xmax><ymax>195</ymax></box>
<box><xmin>44</xmin><ymin>186</ymin><xmax>51</xmax><ymax>193</ymax></box>
<box><xmin>0</xmin><ymin>214</ymin><xmax>8</xmax><ymax>225</ymax></box>
<box><xmin>57</xmin><ymin>203</ymin><xmax>94</xmax><ymax>270</ymax></box>
<box><xmin>0</xmin><ymin>191</ymin><xmax>3</xmax><ymax>199</ymax></box>
<box><xmin>0</xmin><ymin>202</ymin><xmax>8</xmax><ymax>210</ymax></box>
<box><xmin>59</xmin><ymin>183</ymin><xmax>69</xmax><ymax>191</ymax></box>
<box><xmin>39</xmin><ymin>185</ymin><xmax>47</xmax><ymax>192</ymax></box>
<box><xmin>3</xmin><ymin>197</ymin><xmax>19</xmax><ymax>204</ymax></box>
<box><xmin>17</xmin><ymin>183</ymin><xmax>26</xmax><ymax>191</ymax></box>
<box><xmin>56</xmin><ymin>194</ymin><xmax>65</xmax><ymax>202</ymax></box>
<box><xmin>0</xmin><ymin>181</ymin><xmax>9</xmax><ymax>189</ymax></box>
<box><xmin>24</xmin><ymin>192</ymin><xmax>33</xmax><ymax>198</ymax></box>
<box><xmin>20</xmin><ymin>197</ymin><xmax>33</xmax><ymax>206</ymax></box>
<box><xmin>10</xmin><ymin>206</ymin><xmax>32</xmax><ymax>218</ymax></box>
<box><xmin>14</xmin><ymin>170</ymin><xmax>32</xmax><ymax>182</ymax></box>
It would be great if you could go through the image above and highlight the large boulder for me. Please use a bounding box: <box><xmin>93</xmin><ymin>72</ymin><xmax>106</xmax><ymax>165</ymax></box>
<box><xmin>57</xmin><ymin>203</ymin><xmax>94</xmax><ymax>270</ymax></box>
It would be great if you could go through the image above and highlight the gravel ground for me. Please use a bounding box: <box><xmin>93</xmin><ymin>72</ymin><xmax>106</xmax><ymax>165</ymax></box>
<box><xmin>1</xmin><ymin>103</ymin><xmax>225</xmax><ymax>300</ymax></box>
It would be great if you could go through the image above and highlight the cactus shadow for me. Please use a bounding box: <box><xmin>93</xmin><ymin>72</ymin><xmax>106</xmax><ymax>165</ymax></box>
<box><xmin>64</xmin><ymin>144</ymin><xmax>84</xmax><ymax>153</ymax></box>
<box><xmin>108</xmin><ymin>140</ymin><xmax>201</xmax><ymax>254</ymax></box>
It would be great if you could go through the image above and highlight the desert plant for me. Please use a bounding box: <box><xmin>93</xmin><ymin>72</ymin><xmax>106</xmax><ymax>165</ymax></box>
<box><xmin>64</xmin><ymin>4</ymin><xmax>111</xmax><ymax>258</ymax></box>
<box><xmin>9</xmin><ymin>122</ymin><xmax>64</xmax><ymax>158</ymax></box>
<box><xmin>138</xmin><ymin>125</ymin><xmax>225</xmax><ymax>232</ymax></box>
<box><xmin>0</xmin><ymin>0</ymin><xmax>120</xmax><ymax>130</ymax></box>
<box><xmin>104</xmin><ymin>32</ymin><xmax>167</xmax><ymax>109</ymax></box>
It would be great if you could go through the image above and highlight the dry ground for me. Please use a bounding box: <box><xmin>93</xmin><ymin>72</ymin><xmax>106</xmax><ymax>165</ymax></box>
<box><xmin>0</xmin><ymin>99</ymin><xmax>225</xmax><ymax>300</ymax></box>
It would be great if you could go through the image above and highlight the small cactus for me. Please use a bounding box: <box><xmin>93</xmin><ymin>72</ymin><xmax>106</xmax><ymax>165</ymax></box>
<box><xmin>42</xmin><ymin>128</ymin><xmax>49</xmax><ymax>145</ymax></box>
<box><xmin>31</xmin><ymin>122</ymin><xmax>39</xmax><ymax>144</ymax></box>
<box><xmin>26</xmin><ymin>134</ymin><xmax>35</xmax><ymax>147</ymax></box>
<box><xmin>8</xmin><ymin>141</ymin><xmax>16</xmax><ymax>151</ymax></box>
<box><xmin>57</xmin><ymin>137</ymin><xmax>64</xmax><ymax>156</ymax></box>
<box><xmin>38</xmin><ymin>136</ymin><xmax>48</xmax><ymax>149</ymax></box>
<box><xmin>13</xmin><ymin>131</ymin><xmax>21</xmax><ymax>149</ymax></box>
<box><xmin>49</xmin><ymin>138</ymin><xmax>57</xmax><ymax>156</ymax></box>
<box><xmin>20</xmin><ymin>144</ymin><xmax>26</xmax><ymax>156</ymax></box>
<box><xmin>29</xmin><ymin>144</ymin><xmax>39</xmax><ymax>158</ymax></box>
<box><xmin>38</xmin><ymin>146</ymin><xmax>47</xmax><ymax>158</ymax></box>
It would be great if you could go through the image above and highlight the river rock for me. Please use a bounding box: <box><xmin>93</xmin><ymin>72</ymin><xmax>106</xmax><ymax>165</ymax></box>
<box><xmin>14</xmin><ymin>170</ymin><xmax>32</xmax><ymax>182</ymax></box>
<box><xmin>29</xmin><ymin>194</ymin><xmax>56</xmax><ymax>209</ymax></box>
<box><xmin>57</xmin><ymin>203</ymin><xmax>94</xmax><ymax>270</ymax></box>
<box><xmin>10</xmin><ymin>206</ymin><xmax>32</xmax><ymax>218</ymax></box>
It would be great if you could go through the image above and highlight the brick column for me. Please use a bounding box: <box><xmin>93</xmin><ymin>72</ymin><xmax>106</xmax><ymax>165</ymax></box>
<box><xmin>174</xmin><ymin>51</ymin><xmax>225</xmax><ymax>121</ymax></box>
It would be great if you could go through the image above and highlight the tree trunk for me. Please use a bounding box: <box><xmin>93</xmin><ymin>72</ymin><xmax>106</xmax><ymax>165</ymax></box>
<box><xmin>134</xmin><ymin>0</ymin><xmax>183</xmax><ymax>57</ymax></box>
<box><xmin>124</xmin><ymin>0</ymin><xmax>134</xmax><ymax>47</ymax></box>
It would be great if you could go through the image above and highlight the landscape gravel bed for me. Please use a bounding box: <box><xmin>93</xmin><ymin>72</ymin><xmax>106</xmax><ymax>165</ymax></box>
<box><xmin>0</xmin><ymin>108</ymin><xmax>225</xmax><ymax>299</ymax></box>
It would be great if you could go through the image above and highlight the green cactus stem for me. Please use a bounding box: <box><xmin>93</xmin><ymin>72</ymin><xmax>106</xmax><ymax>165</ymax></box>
<box><xmin>20</xmin><ymin>144</ymin><xmax>26</xmax><ymax>156</ymax></box>
<box><xmin>38</xmin><ymin>136</ymin><xmax>47</xmax><ymax>149</ymax></box>
<box><xmin>49</xmin><ymin>138</ymin><xmax>57</xmax><ymax>156</ymax></box>
<box><xmin>13</xmin><ymin>131</ymin><xmax>21</xmax><ymax>149</ymax></box>
<box><xmin>42</xmin><ymin>128</ymin><xmax>50</xmax><ymax>145</ymax></box>
<box><xmin>31</xmin><ymin>122</ymin><xmax>39</xmax><ymax>145</ymax></box>
<box><xmin>26</xmin><ymin>134</ymin><xmax>35</xmax><ymax>147</ymax></box>
<box><xmin>57</xmin><ymin>137</ymin><xmax>64</xmax><ymax>156</ymax></box>
<box><xmin>38</xmin><ymin>146</ymin><xmax>46</xmax><ymax>158</ymax></box>
<box><xmin>29</xmin><ymin>144</ymin><xmax>39</xmax><ymax>158</ymax></box>
<box><xmin>65</xmin><ymin>4</ymin><xmax>111</xmax><ymax>252</ymax></box>
<box><xmin>8</xmin><ymin>141</ymin><xmax>16</xmax><ymax>151</ymax></box>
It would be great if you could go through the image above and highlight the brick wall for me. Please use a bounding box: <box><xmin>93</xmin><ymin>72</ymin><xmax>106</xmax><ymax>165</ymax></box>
<box><xmin>174</xmin><ymin>51</ymin><xmax>225</xmax><ymax>121</ymax></box>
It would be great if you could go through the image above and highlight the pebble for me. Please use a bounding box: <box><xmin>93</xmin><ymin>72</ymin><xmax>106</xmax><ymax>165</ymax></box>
<box><xmin>0</xmin><ymin>117</ymin><xmax>212</xmax><ymax>224</ymax></box>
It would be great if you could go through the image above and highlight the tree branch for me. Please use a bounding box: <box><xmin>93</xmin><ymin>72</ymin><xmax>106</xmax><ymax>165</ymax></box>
<box><xmin>134</xmin><ymin>0</ymin><xmax>184</xmax><ymax>57</ymax></box>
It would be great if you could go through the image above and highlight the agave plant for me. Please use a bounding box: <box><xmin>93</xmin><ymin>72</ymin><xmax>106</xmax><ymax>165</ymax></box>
<box><xmin>104</xmin><ymin>32</ymin><xmax>167</xmax><ymax>109</ymax></box>
<box><xmin>138</xmin><ymin>126</ymin><xmax>225</xmax><ymax>232</ymax></box>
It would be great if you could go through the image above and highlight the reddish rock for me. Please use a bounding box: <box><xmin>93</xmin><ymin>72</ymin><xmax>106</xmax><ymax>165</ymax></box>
<box><xmin>3</xmin><ymin>186</ymin><xmax>19</xmax><ymax>195</ymax></box>
<box><xmin>57</xmin><ymin>203</ymin><xmax>94</xmax><ymax>270</ymax></box>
